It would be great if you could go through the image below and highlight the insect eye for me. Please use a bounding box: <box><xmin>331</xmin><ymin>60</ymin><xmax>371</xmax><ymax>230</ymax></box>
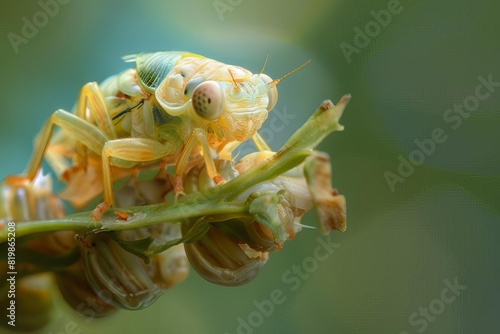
<box><xmin>192</xmin><ymin>81</ymin><xmax>225</xmax><ymax>121</ymax></box>
<box><xmin>259</xmin><ymin>74</ymin><xmax>278</xmax><ymax>111</ymax></box>
<box><xmin>184</xmin><ymin>77</ymin><xmax>203</xmax><ymax>98</ymax></box>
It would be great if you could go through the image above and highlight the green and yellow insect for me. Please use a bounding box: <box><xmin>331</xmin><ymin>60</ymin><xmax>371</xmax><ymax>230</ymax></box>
<box><xmin>4</xmin><ymin>51</ymin><xmax>308</xmax><ymax>220</ymax></box>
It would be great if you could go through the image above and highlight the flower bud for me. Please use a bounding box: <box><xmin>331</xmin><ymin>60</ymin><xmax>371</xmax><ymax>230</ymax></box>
<box><xmin>83</xmin><ymin>223</ymin><xmax>188</xmax><ymax>310</ymax></box>
<box><xmin>183</xmin><ymin>223</ymin><xmax>268</xmax><ymax>286</ymax></box>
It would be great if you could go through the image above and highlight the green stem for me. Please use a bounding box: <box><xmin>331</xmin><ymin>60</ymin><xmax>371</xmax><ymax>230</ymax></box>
<box><xmin>1</xmin><ymin>219</ymin><xmax>97</xmax><ymax>240</ymax></box>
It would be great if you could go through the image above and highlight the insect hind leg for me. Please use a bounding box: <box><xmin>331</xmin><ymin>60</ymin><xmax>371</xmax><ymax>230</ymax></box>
<box><xmin>5</xmin><ymin>82</ymin><xmax>116</xmax><ymax>186</ymax></box>
<box><xmin>5</xmin><ymin>109</ymin><xmax>109</xmax><ymax>186</ymax></box>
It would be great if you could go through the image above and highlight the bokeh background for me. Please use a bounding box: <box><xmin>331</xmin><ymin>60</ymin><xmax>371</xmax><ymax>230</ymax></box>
<box><xmin>0</xmin><ymin>0</ymin><xmax>498</xmax><ymax>333</ymax></box>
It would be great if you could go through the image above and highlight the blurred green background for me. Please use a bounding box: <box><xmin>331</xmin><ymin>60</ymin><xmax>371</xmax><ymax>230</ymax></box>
<box><xmin>0</xmin><ymin>0</ymin><xmax>498</xmax><ymax>333</ymax></box>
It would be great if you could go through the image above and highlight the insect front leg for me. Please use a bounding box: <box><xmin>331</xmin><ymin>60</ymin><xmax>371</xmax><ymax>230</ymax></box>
<box><xmin>251</xmin><ymin>132</ymin><xmax>272</xmax><ymax>152</ymax></box>
<box><xmin>217</xmin><ymin>132</ymin><xmax>272</xmax><ymax>161</ymax></box>
<box><xmin>92</xmin><ymin>138</ymin><xmax>174</xmax><ymax>221</ymax></box>
<box><xmin>173</xmin><ymin>128</ymin><xmax>223</xmax><ymax>197</ymax></box>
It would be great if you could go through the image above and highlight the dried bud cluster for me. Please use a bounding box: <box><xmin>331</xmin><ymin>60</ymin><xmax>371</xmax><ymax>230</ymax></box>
<box><xmin>0</xmin><ymin>172</ymin><xmax>73</xmax><ymax>331</ymax></box>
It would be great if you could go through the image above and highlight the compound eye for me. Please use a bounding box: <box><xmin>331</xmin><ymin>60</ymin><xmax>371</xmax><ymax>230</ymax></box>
<box><xmin>259</xmin><ymin>74</ymin><xmax>278</xmax><ymax>111</ymax></box>
<box><xmin>192</xmin><ymin>81</ymin><xmax>224</xmax><ymax>120</ymax></box>
<box><xmin>184</xmin><ymin>77</ymin><xmax>204</xmax><ymax>98</ymax></box>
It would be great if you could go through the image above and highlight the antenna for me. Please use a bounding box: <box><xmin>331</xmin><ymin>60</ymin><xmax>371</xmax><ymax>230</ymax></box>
<box><xmin>258</xmin><ymin>54</ymin><xmax>269</xmax><ymax>76</ymax></box>
<box><xmin>228</xmin><ymin>69</ymin><xmax>239</xmax><ymax>91</ymax></box>
<box><xmin>268</xmin><ymin>59</ymin><xmax>311</xmax><ymax>88</ymax></box>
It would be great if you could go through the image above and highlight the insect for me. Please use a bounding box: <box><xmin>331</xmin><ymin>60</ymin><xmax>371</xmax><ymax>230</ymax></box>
<box><xmin>4</xmin><ymin>51</ymin><xmax>309</xmax><ymax>220</ymax></box>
